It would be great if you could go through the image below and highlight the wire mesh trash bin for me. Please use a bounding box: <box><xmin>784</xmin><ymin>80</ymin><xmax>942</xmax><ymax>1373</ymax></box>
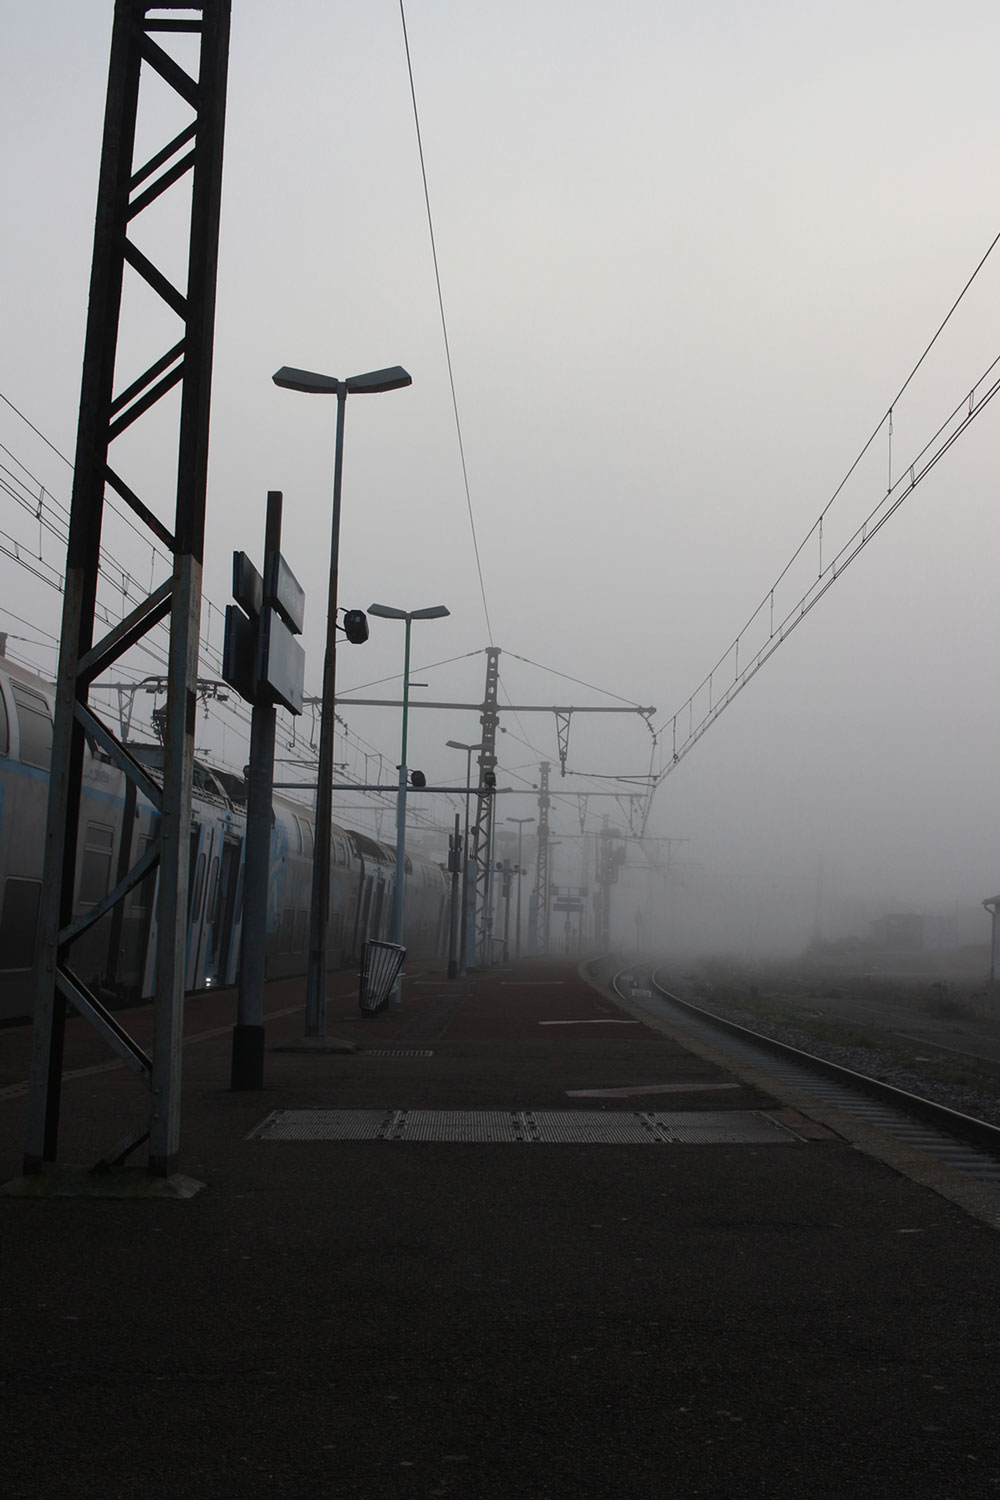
<box><xmin>358</xmin><ymin>940</ymin><xmax>406</xmax><ymax>1015</ymax></box>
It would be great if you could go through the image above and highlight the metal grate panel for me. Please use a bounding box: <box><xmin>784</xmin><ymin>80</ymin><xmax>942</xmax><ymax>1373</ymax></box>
<box><xmin>531</xmin><ymin>1111</ymin><xmax>657</xmax><ymax>1143</ymax></box>
<box><xmin>248</xmin><ymin>1109</ymin><xmax>798</xmax><ymax>1145</ymax></box>
<box><xmin>363</xmin><ymin>1050</ymin><xmax>435</xmax><ymax>1058</ymax></box>
<box><xmin>392</xmin><ymin>1110</ymin><xmax>526</xmax><ymax>1142</ymax></box>
<box><xmin>248</xmin><ymin>1110</ymin><xmax>387</xmax><ymax>1141</ymax></box>
<box><xmin>647</xmin><ymin>1111</ymin><xmax>796</xmax><ymax>1144</ymax></box>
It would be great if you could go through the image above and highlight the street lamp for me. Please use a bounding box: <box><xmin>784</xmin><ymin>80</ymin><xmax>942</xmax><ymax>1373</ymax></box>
<box><xmin>447</xmin><ymin>738</ymin><xmax>483</xmax><ymax>973</ymax></box>
<box><xmin>507</xmin><ymin>816</ymin><xmax>535</xmax><ymax>961</ymax></box>
<box><xmin>369</xmin><ymin>602</ymin><xmax>450</xmax><ymax>1002</ymax></box>
<box><xmin>272</xmin><ymin>363</ymin><xmax>411</xmax><ymax>1036</ymax></box>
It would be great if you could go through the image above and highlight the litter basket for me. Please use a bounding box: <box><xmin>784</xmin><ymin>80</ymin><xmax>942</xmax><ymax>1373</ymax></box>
<box><xmin>358</xmin><ymin>940</ymin><xmax>406</xmax><ymax>1015</ymax></box>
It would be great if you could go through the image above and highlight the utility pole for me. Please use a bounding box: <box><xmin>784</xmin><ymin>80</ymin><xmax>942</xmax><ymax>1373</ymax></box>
<box><xmin>468</xmin><ymin>647</ymin><xmax>500</xmax><ymax>964</ymax></box>
<box><xmin>447</xmin><ymin>814</ymin><xmax>461</xmax><ymax>979</ymax></box>
<box><xmin>527</xmin><ymin>761</ymin><xmax>551</xmax><ymax>955</ymax></box>
<box><xmin>226</xmin><ymin>491</ymin><xmax>305</xmax><ymax>1087</ymax></box>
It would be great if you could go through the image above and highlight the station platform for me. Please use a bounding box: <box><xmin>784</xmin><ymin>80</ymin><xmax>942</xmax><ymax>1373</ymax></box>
<box><xmin>2</xmin><ymin>955</ymin><xmax>999</xmax><ymax>1498</ymax></box>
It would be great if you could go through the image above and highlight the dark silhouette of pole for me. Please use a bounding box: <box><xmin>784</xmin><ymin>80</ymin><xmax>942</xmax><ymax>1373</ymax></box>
<box><xmin>508</xmin><ymin>816</ymin><xmax>534</xmax><ymax>960</ymax></box>
<box><xmin>272</xmin><ymin>364</ymin><xmax>411</xmax><ymax>1035</ymax></box>
<box><xmin>447</xmin><ymin>814</ymin><xmax>461</xmax><ymax>979</ymax></box>
<box><xmin>231</xmin><ymin>491</ymin><xmax>282</xmax><ymax>1089</ymax></box>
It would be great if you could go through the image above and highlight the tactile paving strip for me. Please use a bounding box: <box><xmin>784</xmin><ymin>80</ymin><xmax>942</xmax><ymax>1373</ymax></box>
<box><xmin>248</xmin><ymin>1109</ymin><xmax>797</xmax><ymax>1144</ymax></box>
<box><xmin>362</xmin><ymin>1050</ymin><xmax>435</xmax><ymax>1058</ymax></box>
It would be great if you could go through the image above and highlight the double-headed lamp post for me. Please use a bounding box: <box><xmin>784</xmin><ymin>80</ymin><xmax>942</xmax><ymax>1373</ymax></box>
<box><xmin>368</xmin><ymin>602</ymin><xmax>450</xmax><ymax>1003</ymax></box>
<box><xmin>272</xmin><ymin>364</ymin><xmax>411</xmax><ymax>1036</ymax></box>
<box><xmin>507</xmin><ymin>816</ymin><xmax>535</xmax><ymax>960</ymax></box>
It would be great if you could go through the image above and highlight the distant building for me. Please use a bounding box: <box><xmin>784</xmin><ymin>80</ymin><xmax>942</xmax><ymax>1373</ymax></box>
<box><xmin>867</xmin><ymin>913</ymin><xmax>925</xmax><ymax>951</ymax></box>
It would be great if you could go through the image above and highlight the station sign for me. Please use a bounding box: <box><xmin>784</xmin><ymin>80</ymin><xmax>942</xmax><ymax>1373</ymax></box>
<box><xmin>222</xmin><ymin>604</ymin><xmax>256</xmax><ymax>703</ymax></box>
<box><xmin>265</xmin><ymin>552</ymin><xmax>305</xmax><ymax>635</ymax></box>
<box><xmin>256</xmin><ymin>605</ymin><xmax>304</xmax><ymax>715</ymax></box>
<box><xmin>232</xmin><ymin>551</ymin><xmax>263</xmax><ymax>619</ymax></box>
<box><xmin>222</xmin><ymin>542</ymin><xmax>305</xmax><ymax>714</ymax></box>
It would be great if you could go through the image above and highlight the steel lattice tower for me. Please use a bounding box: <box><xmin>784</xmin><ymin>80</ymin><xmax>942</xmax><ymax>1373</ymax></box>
<box><xmin>24</xmin><ymin>0</ymin><xmax>231</xmax><ymax>1178</ymax></box>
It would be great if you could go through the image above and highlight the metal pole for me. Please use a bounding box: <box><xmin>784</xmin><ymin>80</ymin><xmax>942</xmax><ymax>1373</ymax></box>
<box><xmin>305</xmin><ymin>385</ymin><xmax>347</xmax><ymax>1036</ymax></box>
<box><xmin>231</xmin><ymin>491</ymin><xmax>281</xmax><ymax>1089</ymax></box>
<box><xmin>447</xmin><ymin>813</ymin><xmax>461</xmax><ymax>980</ymax></box>
<box><xmin>390</xmin><ymin>616</ymin><xmax>412</xmax><ymax>1003</ymax></box>
<box><xmin>516</xmin><ymin>842</ymin><xmax>523</xmax><ymax>959</ymax></box>
<box><xmin>464</xmin><ymin>854</ymin><xmax>477</xmax><ymax>972</ymax></box>
<box><xmin>458</xmin><ymin>745</ymin><xmax>473</xmax><ymax>975</ymax></box>
<box><xmin>502</xmin><ymin>864</ymin><xmax>511</xmax><ymax>961</ymax></box>
<box><xmin>508</xmin><ymin>816</ymin><xmax>533</xmax><ymax>961</ymax></box>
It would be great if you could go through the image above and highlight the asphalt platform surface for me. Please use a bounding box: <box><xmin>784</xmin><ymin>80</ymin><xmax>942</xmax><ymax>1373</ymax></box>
<box><xmin>2</xmin><ymin>955</ymin><xmax>999</xmax><ymax>1499</ymax></box>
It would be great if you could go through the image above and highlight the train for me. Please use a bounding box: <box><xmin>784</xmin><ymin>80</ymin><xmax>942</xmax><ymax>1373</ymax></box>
<box><xmin>0</xmin><ymin>651</ymin><xmax>450</xmax><ymax>1023</ymax></box>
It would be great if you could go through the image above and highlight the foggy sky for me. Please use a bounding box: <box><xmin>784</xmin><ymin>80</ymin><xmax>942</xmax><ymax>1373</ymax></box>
<box><xmin>4</xmin><ymin>1</ymin><xmax>1000</xmax><ymax>953</ymax></box>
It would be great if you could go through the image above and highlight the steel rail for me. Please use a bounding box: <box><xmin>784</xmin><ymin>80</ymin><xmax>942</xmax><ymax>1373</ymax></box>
<box><xmin>635</xmin><ymin>968</ymin><xmax>1000</xmax><ymax>1162</ymax></box>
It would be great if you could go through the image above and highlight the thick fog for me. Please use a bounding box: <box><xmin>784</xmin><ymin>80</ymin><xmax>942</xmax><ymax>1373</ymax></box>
<box><xmin>4</xmin><ymin>1</ymin><xmax>1000</xmax><ymax>963</ymax></box>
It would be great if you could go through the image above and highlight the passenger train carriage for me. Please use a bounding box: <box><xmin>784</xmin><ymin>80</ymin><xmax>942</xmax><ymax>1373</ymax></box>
<box><xmin>0</xmin><ymin>653</ymin><xmax>449</xmax><ymax>1023</ymax></box>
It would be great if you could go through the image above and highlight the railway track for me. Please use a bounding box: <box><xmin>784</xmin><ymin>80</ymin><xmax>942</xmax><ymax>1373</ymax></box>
<box><xmin>614</xmin><ymin>965</ymin><xmax>1000</xmax><ymax>1191</ymax></box>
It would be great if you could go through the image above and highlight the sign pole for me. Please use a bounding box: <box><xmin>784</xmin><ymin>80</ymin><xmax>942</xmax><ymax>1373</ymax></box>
<box><xmin>231</xmin><ymin>491</ymin><xmax>284</xmax><ymax>1088</ymax></box>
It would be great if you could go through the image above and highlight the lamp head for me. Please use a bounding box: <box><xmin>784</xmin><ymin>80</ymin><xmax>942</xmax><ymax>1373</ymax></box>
<box><xmin>369</xmin><ymin>603</ymin><xmax>450</xmax><ymax>622</ymax></box>
<box><xmin>345</xmin><ymin>366</ymin><xmax>411</xmax><ymax>394</ymax></box>
<box><xmin>272</xmin><ymin>366</ymin><xmax>341</xmax><ymax>395</ymax></box>
<box><xmin>272</xmin><ymin>365</ymin><xmax>411</xmax><ymax>396</ymax></box>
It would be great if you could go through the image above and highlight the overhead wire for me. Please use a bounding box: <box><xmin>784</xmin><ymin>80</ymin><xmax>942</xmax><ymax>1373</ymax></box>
<box><xmin>397</xmin><ymin>0</ymin><xmax>494</xmax><ymax>645</ymax></box>
<box><xmin>653</xmin><ymin>223</ymin><xmax>1000</xmax><ymax>750</ymax></box>
<box><xmin>503</xmin><ymin>651</ymin><xmax>651</xmax><ymax>709</ymax></box>
<box><xmin>645</xmin><ymin>347</ymin><xmax>1000</xmax><ymax>828</ymax></box>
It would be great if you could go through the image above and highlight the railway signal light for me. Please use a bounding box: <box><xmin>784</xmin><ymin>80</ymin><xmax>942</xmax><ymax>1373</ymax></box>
<box><xmin>342</xmin><ymin>609</ymin><xmax>369</xmax><ymax>644</ymax></box>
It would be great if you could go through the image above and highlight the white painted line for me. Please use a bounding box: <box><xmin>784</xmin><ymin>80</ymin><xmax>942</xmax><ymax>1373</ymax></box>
<box><xmin>539</xmin><ymin>1019</ymin><xmax>640</xmax><ymax>1026</ymax></box>
<box><xmin>567</xmin><ymin>1082</ymin><xmax>740</xmax><ymax>1098</ymax></box>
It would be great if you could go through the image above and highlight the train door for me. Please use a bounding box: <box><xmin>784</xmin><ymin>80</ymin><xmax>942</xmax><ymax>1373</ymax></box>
<box><xmin>185</xmin><ymin>821</ymin><xmax>214</xmax><ymax>990</ymax></box>
<box><xmin>370</xmin><ymin>877</ymin><xmax>386</xmax><ymax>943</ymax></box>
<box><xmin>204</xmin><ymin>834</ymin><xmax>241</xmax><ymax>987</ymax></box>
<box><xmin>356</xmin><ymin>871</ymin><xmax>374</xmax><ymax>949</ymax></box>
<box><xmin>224</xmin><ymin>842</ymin><xmax>246</xmax><ymax>986</ymax></box>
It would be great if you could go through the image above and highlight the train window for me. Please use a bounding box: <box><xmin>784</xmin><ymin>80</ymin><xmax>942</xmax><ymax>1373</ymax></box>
<box><xmin>292</xmin><ymin>816</ymin><xmax>314</xmax><ymax>857</ymax></box>
<box><xmin>333</xmin><ymin>836</ymin><xmax>347</xmax><ymax>867</ymax></box>
<box><xmin>0</xmin><ymin>877</ymin><xmax>41</xmax><ymax>969</ymax></box>
<box><xmin>0</xmin><ymin>684</ymin><xmax>8</xmax><ymax>755</ymax></box>
<box><xmin>79</xmin><ymin>823</ymin><xmax>114</xmax><ymax>906</ymax></box>
<box><xmin>190</xmin><ymin>853</ymin><xmax>206</xmax><ymax>921</ymax></box>
<box><xmin>11</xmin><ymin>682</ymin><xmax>52</xmax><ymax>770</ymax></box>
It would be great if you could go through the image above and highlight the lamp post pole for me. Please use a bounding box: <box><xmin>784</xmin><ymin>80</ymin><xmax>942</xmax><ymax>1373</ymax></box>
<box><xmin>369</xmin><ymin>602</ymin><xmax>450</xmax><ymax>1004</ymax></box>
<box><xmin>272</xmin><ymin>364</ymin><xmax>411</xmax><ymax>1036</ymax></box>
<box><xmin>392</xmin><ymin>612</ymin><xmax>413</xmax><ymax>1003</ymax></box>
<box><xmin>447</xmin><ymin>738</ymin><xmax>483</xmax><ymax>975</ymax></box>
<box><xmin>305</xmin><ymin>384</ymin><xmax>346</xmax><ymax>1038</ymax></box>
<box><xmin>508</xmin><ymin>816</ymin><xmax>535</xmax><ymax>961</ymax></box>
